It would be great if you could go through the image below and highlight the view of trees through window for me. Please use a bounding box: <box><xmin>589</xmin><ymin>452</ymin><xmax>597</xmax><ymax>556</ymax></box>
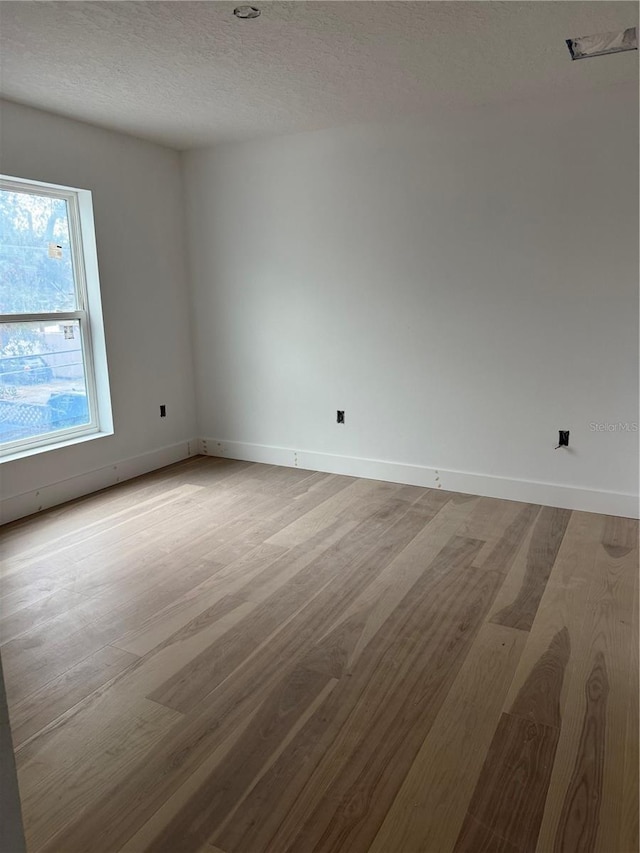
<box><xmin>0</xmin><ymin>186</ymin><xmax>91</xmax><ymax>448</ymax></box>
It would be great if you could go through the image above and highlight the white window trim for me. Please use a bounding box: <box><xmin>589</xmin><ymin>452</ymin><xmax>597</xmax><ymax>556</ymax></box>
<box><xmin>0</xmin><ymin>175</ymin><xmax>113</xmax><ymax>461</ymax></box>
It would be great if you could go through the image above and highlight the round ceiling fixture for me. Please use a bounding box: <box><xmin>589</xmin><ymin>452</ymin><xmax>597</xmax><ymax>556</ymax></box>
<box><xmin>234</xmin><ymin>5</ymin><xmax>261</xmax><ymax>19</ymax></box>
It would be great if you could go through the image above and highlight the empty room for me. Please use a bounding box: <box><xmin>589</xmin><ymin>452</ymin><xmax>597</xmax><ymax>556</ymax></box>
<box><xmin>0</xmin><ymin>2</ymin><xmax>638</xmax><ymax>852</ymax></box>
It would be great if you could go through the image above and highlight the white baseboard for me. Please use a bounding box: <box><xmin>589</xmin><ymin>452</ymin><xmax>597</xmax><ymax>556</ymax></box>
<box><xmin>1</xmin><ymin>439</ymin><xmax>197</xmax><ymax>525</ymax></box>
<box><xmin>201</xmin><ymin>438</ymin><xmax>639</xmax><ymax>519</ymax></box>
<box><xmin>3</xmin><ymin>436</ymin><xmax>636</xmax><ymax>524</ymax></box>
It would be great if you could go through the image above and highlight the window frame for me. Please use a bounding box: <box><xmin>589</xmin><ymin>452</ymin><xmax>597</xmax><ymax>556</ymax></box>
<box><xmin>0</xmin><ymin>175</ymin><xmax>112</xmax><ymax>459</ymax></box>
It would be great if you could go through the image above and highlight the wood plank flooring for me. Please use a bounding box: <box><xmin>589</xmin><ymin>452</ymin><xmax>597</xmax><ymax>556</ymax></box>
<box><xmin>0</xmin><ymin>456</ymin><xmax>637</xmax><ymax>853</ymax></box>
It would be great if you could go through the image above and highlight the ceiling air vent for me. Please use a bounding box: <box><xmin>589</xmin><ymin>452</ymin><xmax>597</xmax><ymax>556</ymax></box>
<box><xmin>566</xmin><ymin>26</ymin><xmax>637</xmax><ymax>60</ymax></box>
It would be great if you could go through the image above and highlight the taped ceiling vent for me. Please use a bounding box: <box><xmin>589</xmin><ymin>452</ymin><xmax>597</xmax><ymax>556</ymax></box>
<box><xmin>566</xmin><ymin>26</ymin><xmax>637</xmax><ymax>60</ymax></box>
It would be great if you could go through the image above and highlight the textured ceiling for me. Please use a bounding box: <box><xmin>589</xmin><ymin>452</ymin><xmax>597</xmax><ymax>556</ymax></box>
<box><xmin>0</xmin><ymin>1</ymin><xmax>637</xmax><ymax>149</ymax></box>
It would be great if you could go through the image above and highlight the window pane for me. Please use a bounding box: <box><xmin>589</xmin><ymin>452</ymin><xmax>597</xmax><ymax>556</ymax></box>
<box><xmin>0</xmin><ymin>321</ymin><xmax>90</xmax><ymax>445</ymax></box>
<box><xmin>0</xmin><ymin>189</ymin><xmax>77</xmax><ymax>313</ymax></box>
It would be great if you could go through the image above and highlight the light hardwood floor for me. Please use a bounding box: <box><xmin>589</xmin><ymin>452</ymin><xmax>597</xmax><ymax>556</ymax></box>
<box><xmin>1</xmin><ymin>456</ymin><xmax>638</xmax><ymax>853</ymax></box>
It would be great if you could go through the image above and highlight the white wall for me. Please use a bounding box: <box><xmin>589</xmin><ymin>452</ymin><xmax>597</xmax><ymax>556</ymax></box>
<box><xmin>185</xmin><ymin>83</ymin><xmax>639</xmax><ymax>516</ymax></box>
<box><xmin>0</xmin><ymin>101</ymin><xmax>197</xmax><ymax>520</ymax></box>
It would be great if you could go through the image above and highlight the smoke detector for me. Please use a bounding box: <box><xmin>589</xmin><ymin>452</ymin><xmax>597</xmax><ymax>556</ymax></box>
<box><xmin>234</xmin><ymin>6</ymin><xmax>261</xmax><ymax>19</ymax></box>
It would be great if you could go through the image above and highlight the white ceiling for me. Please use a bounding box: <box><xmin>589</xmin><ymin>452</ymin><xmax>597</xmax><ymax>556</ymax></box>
<box><xmin>0</xmin><ymin>1</ymin><xmax>637</xmax><ymax>149</ymax></box>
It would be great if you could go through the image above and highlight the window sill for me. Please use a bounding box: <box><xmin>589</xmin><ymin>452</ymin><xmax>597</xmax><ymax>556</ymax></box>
<box><xmin>0</xmin><ymin>428</ymin><xmax>114</xmax><ymax>463</ymax></box>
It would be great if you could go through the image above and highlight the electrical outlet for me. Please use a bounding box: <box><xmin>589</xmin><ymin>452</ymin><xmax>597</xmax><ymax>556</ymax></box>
<box><xmin>160</xmin><ymin>404</ymin><xmax>166</xmax><ymax>418</ymax></box>
<box><xmin>337</xmin><ymin>410</ymin><xmax>345</xmax><ymax>424</ymax></box>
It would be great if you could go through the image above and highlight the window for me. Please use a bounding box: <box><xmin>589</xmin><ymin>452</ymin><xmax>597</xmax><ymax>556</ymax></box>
<box><xmin>0</xmin><ymin>176</ymin><xmax>112</xmax><ymax>457</ymax></box>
